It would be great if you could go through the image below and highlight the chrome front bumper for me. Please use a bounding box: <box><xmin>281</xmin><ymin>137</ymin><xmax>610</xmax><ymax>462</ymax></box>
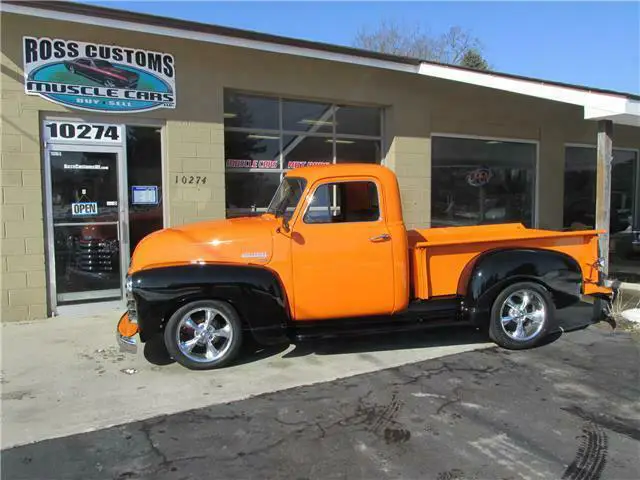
<box><xmin>117</xmin><ymin>331</ymin><xmax>138</xmax><ymax>354</ymax></box>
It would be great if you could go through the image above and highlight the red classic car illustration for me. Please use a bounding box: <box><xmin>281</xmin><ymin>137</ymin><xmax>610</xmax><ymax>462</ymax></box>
<box><xmin>63</xmin><ymin>58</ymin><xmax>139</xmax><ymax>89</ymax></box>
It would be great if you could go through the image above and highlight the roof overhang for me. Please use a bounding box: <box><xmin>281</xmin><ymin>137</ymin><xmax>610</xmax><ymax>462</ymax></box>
<box><xmin>2</xmin><ymin>1</ymin><xmax>639</xmax><ymax>128</ymax></box>
<box><xmin>418</xmin><ymin>63</ymin><xmax>640</xmax><ymax>128</ymax></box>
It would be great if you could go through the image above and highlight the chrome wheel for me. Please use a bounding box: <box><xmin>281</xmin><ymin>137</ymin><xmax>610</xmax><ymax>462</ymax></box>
<box><xmin>176</xmin><ymin>306</ymin><xmax>233</xmax><ymax>363</ymax></box>
<box><xmin>104</xmin><ymin>79</ymin><xmax>116</xmax><ymax>87</ymax></box>
<box><xmin>499</xmin><ymin>289</ymin><xmax>546</xmax><ymax>341</ymax></box>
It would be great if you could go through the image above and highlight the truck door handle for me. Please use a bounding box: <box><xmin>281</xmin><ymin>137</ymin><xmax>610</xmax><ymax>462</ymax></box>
<box><xmin>370</xmin><ymin>233</ymin><xmax>391</xmax><ymax>242</ymax></box>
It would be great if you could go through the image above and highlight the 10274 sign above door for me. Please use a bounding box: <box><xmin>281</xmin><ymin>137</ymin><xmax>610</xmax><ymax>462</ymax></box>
<box><xmin>44</xmin><ymin>121</ymin><xmax>122</xmax><ymax>144</ymax></box>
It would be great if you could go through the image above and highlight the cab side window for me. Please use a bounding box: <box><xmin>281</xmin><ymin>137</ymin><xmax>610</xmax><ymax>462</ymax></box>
<box><xmin>303</xmin><ymin>181</ymin><xmax>380</xmax><ymax>224</ymax></box>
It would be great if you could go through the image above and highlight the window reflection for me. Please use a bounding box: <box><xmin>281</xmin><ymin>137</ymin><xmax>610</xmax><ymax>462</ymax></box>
<box><xmin>126</xmin><ymin>126</ymin><xmax>164</xmax><ymax>254</ymax></box>
<box><xmin>336</xmin><ymin>139</ymin><xmax>381</xmax><ymax>164</ymax></box>
<box><xmin>225</xmin><ymin>172</ymin><xmax>282</xmax><ymax>217</ymax></box>
<box><xmin>283</xmin><ymin>136</ymin><xmax>333</xmax><ymax>169</ymax></box>
<box><xmin>564</xmin><ymin>147</ymin><xmax>637</xmax><ymax>233</ymax></box>
<box><xmin>283</xmin><ymin>99</ymin><xmax>333</xmax><ymax>133</ymax></box>
<box><xmin>223</xmin><ymin>91</ymin><xmax>279</xmax><ymax>130</ymax></box>
<box><xmin>564</xmin><ymin>146</ymin><xmax>639</xmax><ymax>283</ymax></box>
<box><xmin>431</xmin><ymin>137</ymin><xmax>536</xmax><ymax>227</ymax></box>
<box><xmin>223</xmin><ymin>90</ymin><xmax>383</xmax><ymax>218</ymax></box>
<box><xmin>336</xmin><ymin>105</ymin><xmax>380</xmax><ymax>136</ymax></box>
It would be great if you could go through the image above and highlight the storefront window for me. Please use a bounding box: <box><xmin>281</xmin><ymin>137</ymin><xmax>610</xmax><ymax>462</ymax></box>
<box><xmin>563</xmin><ymin>146</ymin><xmax>639</xmax><ymax>282</ymax></box>
<box><xmin>223</xmin><ymin>90</ymin><xmax>383</xmax><ymax>218</ymax></box>
<box><xmin>431</xmin><ymin>136</ymin><xmax>537</xmax><ymax>228</ymax></box>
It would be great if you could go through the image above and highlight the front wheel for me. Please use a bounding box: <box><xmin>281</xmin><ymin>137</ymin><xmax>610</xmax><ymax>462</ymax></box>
<box><xmin>164</xmin><ymin>300</ymin><xmax>243</xmax><ymax>370</ymax></box>
<box><xmin>489</xmin><ymin>282</ymin><xmax>555</xmax><ymax>350</ymax></box>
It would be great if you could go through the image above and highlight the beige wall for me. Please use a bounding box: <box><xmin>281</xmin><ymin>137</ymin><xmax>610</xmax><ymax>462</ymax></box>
<box><xmin>1</xmin><ymin>12</ymin><xmax>639</xmax><ymax>321</ymax></box>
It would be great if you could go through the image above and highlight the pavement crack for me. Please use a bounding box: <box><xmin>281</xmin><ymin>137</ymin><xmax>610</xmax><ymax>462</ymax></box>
<box><xmin>393</xmin><ymin>361</ymin><xmax>500</xmax><ymax>386</ymax></box>
<box><xmin>139</xmin><ymin>422</ymin><xmax>168</xmax><ymax>466</ymax></box>
<box><xmin>436</xmin><ymin>386</ymin><xmax>463</xmax><ymax>415</ymax></box>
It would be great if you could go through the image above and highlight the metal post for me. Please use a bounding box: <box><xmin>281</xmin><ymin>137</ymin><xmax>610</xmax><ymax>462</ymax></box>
<box><xmin>595</xmin><ymin>120</ymin><xmax>613</xmax><ymax>276</ymax></box>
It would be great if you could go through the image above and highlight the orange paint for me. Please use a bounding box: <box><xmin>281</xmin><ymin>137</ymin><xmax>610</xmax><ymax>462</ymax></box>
<box><xmin>117</xmin><ymin>312</ymin><xmax>138</xmax><ymax>337</ymax></box>
<box><xmin>127</xmin><ymin>163</ymin><xmax>612</xmax><ymax>322</ymax></box>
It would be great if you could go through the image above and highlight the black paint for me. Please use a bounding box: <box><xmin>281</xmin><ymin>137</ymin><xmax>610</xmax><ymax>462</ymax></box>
<box><xmin>130</xmin><ymin>264</ymin><xmax>289</xmax><ymax>345</ymax></box>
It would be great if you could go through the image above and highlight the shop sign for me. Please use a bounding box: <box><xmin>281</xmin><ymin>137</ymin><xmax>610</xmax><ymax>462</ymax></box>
<box><xmin>225</xmin><ymin>159</ymin><xmax>332</xmax><ymax>169</ymax></box>
<box><xmin>466</xmin><ymin>168</ymin><xmax>493</xmax><ymax>187</ymax></box>
<box><xmin>23</xmin><ymin>37</ymin><xmax>176</xmax><ymax>113</ymax></box>
<box><xmin>286</xmin><ymin>161</ymin><xmax>331</xmax><ymax>169</ymax></box>
<box><xmin>71</xmin><ymin>202</ymin><xmax>98</xmax><ymax>216</ymax></box>
<box><xmin>226</xmin><ymin>159</ymin><xmax>279</xmax><ymax>169</ymax></box>
<box><xmin>44</xmin><ymin>120</ymin><xmax>122</xmax><ymax>144</ymax></box>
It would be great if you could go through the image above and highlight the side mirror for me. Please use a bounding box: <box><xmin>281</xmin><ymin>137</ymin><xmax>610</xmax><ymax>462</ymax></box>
<box><xmin>282</xmin><ymin>216</ymin><xmax>290</xmax><ymax>233</ymax></box>
<box><xmin>277</xmin><ymin>215</ymin><xmax>290</xmax><ymax>234</ymax></box>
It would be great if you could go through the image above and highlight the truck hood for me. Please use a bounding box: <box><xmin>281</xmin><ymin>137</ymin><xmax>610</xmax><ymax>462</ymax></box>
<box><xmin>128</xmin><ymin>215</ymin><xmax>278</xmax><ymax>273</ymax></box>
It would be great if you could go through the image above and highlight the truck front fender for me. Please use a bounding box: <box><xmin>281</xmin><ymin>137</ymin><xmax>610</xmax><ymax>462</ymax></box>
<box><xmin>461</xmin><ymin>248</ymin><xmax>584</xmax><ymax>324</ymax></box>
<box><xmin>130</xmin><ymin>264</ymin><xmax>290</xmax><ymax>346</ymax></box>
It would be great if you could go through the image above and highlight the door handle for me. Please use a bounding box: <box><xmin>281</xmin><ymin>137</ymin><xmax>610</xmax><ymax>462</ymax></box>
<box><xmin>370</xmin><ymin>233</ymin><xmax>391</xmax><ymax>242</ymax></box>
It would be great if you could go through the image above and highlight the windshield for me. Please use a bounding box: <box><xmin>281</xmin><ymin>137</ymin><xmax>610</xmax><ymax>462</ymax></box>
<box><xmin>266</xmin><ymin>177</ymin><xmax>307</xmax><ymax>220</ymax></box>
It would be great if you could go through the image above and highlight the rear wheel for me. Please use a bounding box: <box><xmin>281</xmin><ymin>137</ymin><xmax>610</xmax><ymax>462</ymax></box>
<box><xmin>164</xmin><ymin>300</ymin><xmax>243</xmax><ymax>370</ymax></box>
<box><xmin>489</xmin><ymin>282</ymin><xmax>554</xmax><ymax>350</ymax></box>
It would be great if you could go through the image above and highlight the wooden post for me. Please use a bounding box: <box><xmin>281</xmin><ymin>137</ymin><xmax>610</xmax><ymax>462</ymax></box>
<box><xmin>595</xmin><ymin>120</ymin><xmax>613</xmax><ymax>276</ymax></box>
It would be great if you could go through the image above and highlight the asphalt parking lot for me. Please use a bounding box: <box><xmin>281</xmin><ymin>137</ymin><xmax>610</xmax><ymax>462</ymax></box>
<box><xmin>2</xmin><ymin>322</ymin><xmax>638</xmax><ymax>480</ymax></box>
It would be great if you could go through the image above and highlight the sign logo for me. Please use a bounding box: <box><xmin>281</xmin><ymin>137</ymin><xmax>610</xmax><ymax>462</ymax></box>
<box><xmin>466</xmin><ymin>168</ymin><xmax>493</xmax><ymax>187</ymax></box>
<box><xmin>71</xmin><ymin>202</ymin><xmax>98</xmax><ymax>216</ymax></box>
<box><xmin>23</xmin><ymin>37</ymin><xmax>176</xmax><ymax>113</ymax></box>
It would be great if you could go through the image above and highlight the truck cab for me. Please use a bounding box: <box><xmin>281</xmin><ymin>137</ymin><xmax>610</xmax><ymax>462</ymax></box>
<box><xmin>118</xmin><ymin>164</ymin><xmax>615</xmax><ymax>370</ymax></box>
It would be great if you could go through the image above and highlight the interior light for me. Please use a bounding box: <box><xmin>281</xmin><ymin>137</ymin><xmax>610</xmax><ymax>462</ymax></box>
<box><xmin>328</xmin><ymin>139</ymin><xmax>355</xmax><ymax>144</ymax></box>
<box><xmin>223</xmin><ymin>112</ymin><xmax>237</xmax><ymax>118</ymax></box>
<box><xmin>247</xmin><ymin>134</ymin><xmax>279</xmax><ymax>140</ymax></box>
<box><xmin>486</xmin><ymin>140</ymin><xmax>502</xmax><ymax>144</ymax></box>
<box><xmin>299</xmin><ymin>119</ymin><xmax>334</xmax><ymax>126</ymax></box>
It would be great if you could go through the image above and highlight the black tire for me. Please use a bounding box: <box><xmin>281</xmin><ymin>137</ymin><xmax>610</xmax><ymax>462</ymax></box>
<box><xmin>489</xmin><ymin>281</ymin><xmax>555</xmax><ymax>350</ymax></box>
<box><xmin>164</xmin><ymin>299</ymin><xmax>244</xmax><ymax>370</ymax></box>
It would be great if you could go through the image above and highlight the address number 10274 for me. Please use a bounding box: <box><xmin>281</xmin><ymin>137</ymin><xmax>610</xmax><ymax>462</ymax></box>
<box><xmin>175</xmin><ymin>175</ymin><xmax>207</xmax><ymax>185</ymax></box>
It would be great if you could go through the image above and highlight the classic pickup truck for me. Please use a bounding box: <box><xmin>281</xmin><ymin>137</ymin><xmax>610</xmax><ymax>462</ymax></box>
<box><xmin>117</xmin><ymin>163</ymin><xmax>616</xmax><ymax>370</ymax></box>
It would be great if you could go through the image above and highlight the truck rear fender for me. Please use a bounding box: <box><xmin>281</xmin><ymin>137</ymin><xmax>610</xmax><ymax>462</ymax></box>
<box><xmin>459</xmin><ymin>248</ymin><xmax>584</xmax><ymax>324</ymax></box>
<box><xmin>131</xmin><ymin>264</ymin><xmax>291</xmax><ymax>345</ymax></box>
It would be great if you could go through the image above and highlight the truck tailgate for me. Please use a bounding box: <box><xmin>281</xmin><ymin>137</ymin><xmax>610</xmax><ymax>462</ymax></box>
<box><xmin>408</xmin><ymin>223</ymin><xmax>604</xmax><ymax>299</ymax></box>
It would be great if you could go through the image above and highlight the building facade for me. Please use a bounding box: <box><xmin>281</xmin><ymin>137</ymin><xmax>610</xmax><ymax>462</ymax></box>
<box><xmin>1</xmin><ymin>1</ymin><xmax>639</xmax><ymax>322</ymax></box>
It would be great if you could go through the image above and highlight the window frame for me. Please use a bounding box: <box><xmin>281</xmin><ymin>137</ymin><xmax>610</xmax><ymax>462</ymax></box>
<box><xmin>300</xmin><ymin>178</ymin><xmax>384</xmax><ymax>226</ymax></box>
<box><xmin>563</xmin><ymin>143</ymin><xmax>640</xmax><ymax>231</ymax></box>
<box><xmin>430</xmin><ymin>133</ymin><xmax>540</xmax><ymax>228</ymax></box>
<box><xmin>223</xmin><ymin>90</ymin><xmax>385</xmax><ymax>218</ymax></box>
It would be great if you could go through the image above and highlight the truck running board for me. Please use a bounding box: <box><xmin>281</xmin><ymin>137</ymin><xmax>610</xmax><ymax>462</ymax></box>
<box><xmin>290</xmin><ymin>296</ymin><xmax>467</xmax><ymax>342</ymax></box>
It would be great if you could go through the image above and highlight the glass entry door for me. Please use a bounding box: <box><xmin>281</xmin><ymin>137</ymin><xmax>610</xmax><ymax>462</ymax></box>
<box><xmin>46</xmin><ymin>146</ymin><xmax>125</xmax><ymax>304</ymax></box>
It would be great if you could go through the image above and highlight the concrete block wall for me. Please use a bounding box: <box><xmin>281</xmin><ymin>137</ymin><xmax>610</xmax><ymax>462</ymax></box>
<box><xmin>166</xmin><ymin>121</ymin><xmax>226</xmax><ymax>226</ymax></box>
<box><xmin>1</xmin><ymin>85</ymin><xmax>48</xmax><ymax>321</ymax></box>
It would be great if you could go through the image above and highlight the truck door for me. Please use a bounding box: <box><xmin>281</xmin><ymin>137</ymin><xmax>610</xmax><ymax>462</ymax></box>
<box><xmin>290</xmin><ymin>178</ymin><xmax>395</xmax><ymax>320</ymax></box>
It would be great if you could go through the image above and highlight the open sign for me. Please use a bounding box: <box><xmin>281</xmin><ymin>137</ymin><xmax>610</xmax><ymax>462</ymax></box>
<box><xmin>71</xmin><ymin>202</ymin><xmax>98</xmax><ymax>216</ymax></box>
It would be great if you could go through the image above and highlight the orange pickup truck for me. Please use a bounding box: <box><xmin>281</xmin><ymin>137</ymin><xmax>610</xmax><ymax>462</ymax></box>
<box><xmin>117</xmin><ymin>164</ymin><xmax>616</xmax><ymax>370</ymax></box>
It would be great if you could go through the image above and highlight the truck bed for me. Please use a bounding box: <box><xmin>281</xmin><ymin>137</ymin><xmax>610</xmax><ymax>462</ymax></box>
<box><xmin>407</xmin><ymin>223</ymin><xmax>603</xmax><ymax>300</ymax></box>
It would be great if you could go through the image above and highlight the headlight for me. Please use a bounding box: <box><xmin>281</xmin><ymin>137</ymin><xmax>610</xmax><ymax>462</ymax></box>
<box><xmin>125</xmin><ymin>275</ymin><xmax>133</xmax><ymax>294</ymax></box>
